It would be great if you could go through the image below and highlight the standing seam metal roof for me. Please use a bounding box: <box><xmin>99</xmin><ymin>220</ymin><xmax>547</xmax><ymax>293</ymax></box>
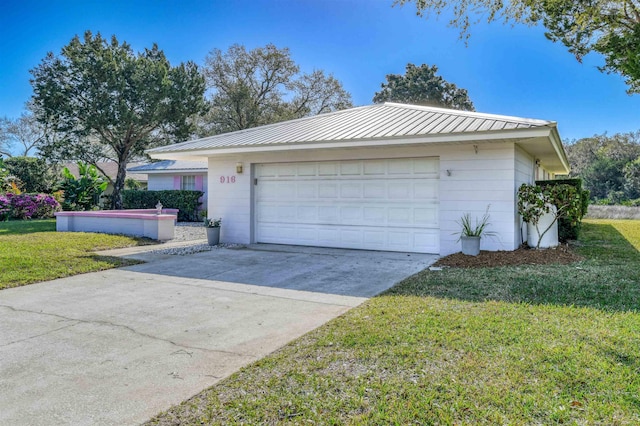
<box><xmin>148</xmin><ymin>102</ymin><xmax>555</xmax><ymax>154</ymax></box>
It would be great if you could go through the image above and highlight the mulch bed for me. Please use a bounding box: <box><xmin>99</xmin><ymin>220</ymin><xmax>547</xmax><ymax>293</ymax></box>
<box><xmin>434</xmin><ymin>244</ymin><xmax>583</xmax><ymax>268</ymax></box>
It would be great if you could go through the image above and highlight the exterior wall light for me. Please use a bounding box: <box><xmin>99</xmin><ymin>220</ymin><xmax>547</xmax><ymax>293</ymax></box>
<box><xmin>236</xmin><ymin>162</ymin><xmax>243</xmax><ymax>174</ymax></box>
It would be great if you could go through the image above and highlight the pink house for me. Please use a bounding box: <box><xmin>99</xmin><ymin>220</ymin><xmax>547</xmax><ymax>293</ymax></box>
<box><xmin>127</xmin><ymin>160</ymin><xmax>208</xmax><ymax>208</ymax></box>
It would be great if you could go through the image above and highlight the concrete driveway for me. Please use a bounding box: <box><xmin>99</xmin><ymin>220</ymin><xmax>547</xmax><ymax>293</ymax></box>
<box><xmin>0</xmin><ymin>244</ymin><xmax>436</xmax><ymax>425</ymax></box>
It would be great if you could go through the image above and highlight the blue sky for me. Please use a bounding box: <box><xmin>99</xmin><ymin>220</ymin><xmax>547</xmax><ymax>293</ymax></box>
<box><xmin>1</xmin><ymin>0</ymin><xmax>639</xmax><ymax>142</ymax></box>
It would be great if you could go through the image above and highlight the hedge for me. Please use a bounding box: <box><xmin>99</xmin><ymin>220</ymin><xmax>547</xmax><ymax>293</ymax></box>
<box><xmin>536</xmin><ymin>178</ymin><xmax>590</xmax><ymax>241</ymax></box>
<box><xmin>121</xmin><ymin>190</ymin><xmax>203</xmax><ymax>222</ymax></box>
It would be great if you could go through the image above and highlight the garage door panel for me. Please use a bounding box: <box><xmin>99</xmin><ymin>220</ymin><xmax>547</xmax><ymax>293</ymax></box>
<box><xmin>388</xmin><ymin>231</ymin><xmax>413</xmax><ymax>249</ymax></box>
<box><xmin>363</xmin><ymin>182</ymin><xmax>386</xmax><ymax>198</ymax></box>
<box><xmin>297</xmin><ymin>227</ymin><xmax>318</xmax><ymax>242</ymax></box>
<box><xmin>297</xmin><ymin>183</ymin><xmax>317</xmax><ymax>198</ymax></box>
<box><xmin>340</xmin><ymin>162</ymin><xmax>361</xmax><ymax>175</ymax></box>
<box><xmin>256</xmin><ymin>158</ymin><xmax>439</xmax><ymax>253</ymax></box>
<box><xmin>318</xmin><ymin>206</ymin><xmax>339</xmax><ymax>221</ymax></box>
<box><xmin>415</xmin><ymin>207</ymin><xmax>439</xmax><ymax>225</ymax></box>
<box><xmin>388</xmin><ymin>182</ymin><xmax>411</xmax><ymax>199</ymax></box>
<box><xmin>414</xmin><ymin>181</ymin><xmax>438</xmax><ymax>199</ymax></box>
<box><xmin>388</xmin><ymin>158</ymin><xmax>414</xmax><ymax>175</ymax></box>
<box><xmin>340</xmin><ymin>183</ymin><xmax>362</xmax><ymax>198</ymax></box>
<box><xmin>297</xmin><ymin>206</ymin><xmax>317</xmax><ymax>221</ymax></box>
<box><xmin>318</xmin><ymin>163</ymin><xmax>338</xmax><ymax>176</ymax></box>
<box><xmin>363</xmin><ymin>230</ymin><xmax>385</xmax><ymax>246</ymax></box>
<box><xmin>414</xmin><ymin>158</ymin><xmax>439</xmax><ymax>174</ymax></box>
<box><xmin>363</xmin><ymin>207</ymin><xmax>385</xmax><ymax>222</ymax></box>
<box><xmin>319</xmin><ymin>183</ymin><xmax>338</xmax><ymax>198</ymax></box>
<box><xmin>318</xmin><ymin>228</ymin><xmax>340</xmax><ymax>244</ymax></box>
<box><xmin>363</xmin><ymin>160</ymin><xmax>386</xmax><ymax>175</ymax></box>
<box><xmin>414</xmin><ymin>231</ymin><xmax>439</xmax><ymax>252</ymax></box>
<box><xmin>339</xmin><ymin>206</ymin><xmax>362</xmax><ymax>223</ymax></box>
<box><xmin>297</xmin><ymin>163</ymin><xmax>316</xmax><ymax>176</ymax></box>
<box><xmin>278</xmin><ymin>164</ymin><xmax>297</xmax><ymax>177</ymax></box>
<box><xmin>278</xmin><ymin>205</ymin><xmax>296</xmax><ymax>221</ymax></box>
<box><xmin>387</xmin><ymin>207</ymin><xmax>411</xmax><ymax>223</ymax></box>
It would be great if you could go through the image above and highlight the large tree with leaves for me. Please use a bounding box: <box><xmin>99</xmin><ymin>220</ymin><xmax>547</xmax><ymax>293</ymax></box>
<box><xmin>395</xmin><ymin>0</ymin><xmax>640</xmax><ymax>94</ymax></box>
<box><xmin>564</xmin><ymin>131</ymin><xmax>640</xmax><ymax>201</ymax></box>
<box><xmin>373</xmin><ymin>63</ymin><xmax>475</xmax><ymax>110</ymax></box>
<box><xmin>31</xmin><ymin>31</ymin><xmax>207</xmax><ymax>209</ymax></box>
<box><xmin>199</xmin><ymin>43</ymin><xmax>353</xmax><ymax>135</ymax></box>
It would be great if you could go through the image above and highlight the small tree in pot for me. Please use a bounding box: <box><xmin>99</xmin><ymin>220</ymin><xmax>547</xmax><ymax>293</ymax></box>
<box><xmin>204</xmin><ymin>217</ymin><xmax>221</xmax><ymax>246</ymax></box>
<box><xmin>455</xmin><ymin>206</ymin><xmax>496</xmax><ymax>256</ymax></box>
<box><xmin>517</xmin><ymin>184</ymin><xmax>584</xmax><ymax>249</ymax></box>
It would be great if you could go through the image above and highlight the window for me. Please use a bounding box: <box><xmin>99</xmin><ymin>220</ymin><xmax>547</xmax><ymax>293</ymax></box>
<box><xmin>181</xmin><ymin>175</ymin><xmax>196</xmax><ymax>190</ymax></box>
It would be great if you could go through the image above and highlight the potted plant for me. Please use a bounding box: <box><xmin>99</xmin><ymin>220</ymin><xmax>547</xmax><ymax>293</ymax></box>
<box><xmin>455</xmin><ymin>207</ymin><xmax>495</xmax><ymax>256</ymax></box>
<box><xmin>517</xmin><ymin>183</ymin><xmax>583</xmax><ymax>249</ymax></box>
<box><xmin>204</xmin><ymin>217</ymin><xmax>221</xmax><ymax>246</ymax></box>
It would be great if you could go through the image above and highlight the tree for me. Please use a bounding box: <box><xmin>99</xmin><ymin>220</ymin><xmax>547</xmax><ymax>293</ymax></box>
<box><xmin>564</xmin><ymin>131</ymin><xmax>640</xmax><ymax>201</ymax></box>
<box><xmin>517</xmin><ymin>183</ymin><xmax>584</xmax><ymax>249</ymax></box>
<box><xmin>373</xmin><ymin>63</ymin><xmax>475</xmax><ymax>110</ymax></box>
<box><xmin>395</xmin><ymin>0</ymin><xmax>640</xmax><ymax>93</ymax></box>
<box><xmin>199</xmin><ymin>44</ymin><xmax>353</xmax><ymax>135</ymax></box>
<box><xmin>0</xmin><ymin>119</ymin><xmax>11</xmax><ymax>157</ymax></box>
<box><xmin>624</xmin><ymin>158</ymin><xmax>640</xmax><ymax>199</ymax></box>
<box><xmin>30</xmin><ymin>31</ymin><xmax>207</xmax><ymax>209</ymax></box>
<box><xmin>0</xmin><ymin>108</ymin><xmax>48</xmax><ymax>157</ymax></box>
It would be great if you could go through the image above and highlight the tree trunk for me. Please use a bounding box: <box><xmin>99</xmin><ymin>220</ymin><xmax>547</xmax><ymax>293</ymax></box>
<box><xmin>111</xmin><ymin>158</ymin><xmax>128</xmax><ymax>210</ymax></box>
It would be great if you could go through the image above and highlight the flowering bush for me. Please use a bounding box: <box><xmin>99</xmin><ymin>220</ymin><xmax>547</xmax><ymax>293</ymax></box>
<box><xmin>0</xmin><ymin>194</ymin><xmax>10</xmax><ymax>221</ymax></box>
<box><xmin>7</xmin><ymin>193</ymin><xmax>37</xmax><ymax>219</ymax></box>
<box><xmin>33</xmin><ymin>194</ymin><xmax>61</xmax><ymax>218</ymax></box>
<box><xmin>0</xmin><ymin>193</ymin><xmax>61</xmax><ymax>220</ymax></box>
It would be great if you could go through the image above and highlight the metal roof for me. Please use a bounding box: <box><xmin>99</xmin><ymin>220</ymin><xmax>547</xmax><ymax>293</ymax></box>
<box><xmin>127</xmin><ymin>160</ymin><xmax>207</xmax><ymax>173</ymax></box>
<box><xmin>148</xmin><ymin>103</ymin><xmax>556</xmax><ymax>155</ymax></box>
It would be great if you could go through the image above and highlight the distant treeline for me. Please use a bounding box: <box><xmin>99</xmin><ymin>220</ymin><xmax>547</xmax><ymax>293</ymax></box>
<box><xmin>564</xmin><ymin>131</ymin><xmax>640</xmax><ymax>205</ymax></box>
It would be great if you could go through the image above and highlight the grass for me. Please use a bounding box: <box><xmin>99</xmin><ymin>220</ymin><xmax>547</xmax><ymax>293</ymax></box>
<box><xmin>0</xmin><ymin>219</ymin><xmax>153</xmax><ymax>289</ymax></box>
<box><xmin>148</xmin><ymin>218</ymin><xmax>640</xmax><ymax>425</ymax></box>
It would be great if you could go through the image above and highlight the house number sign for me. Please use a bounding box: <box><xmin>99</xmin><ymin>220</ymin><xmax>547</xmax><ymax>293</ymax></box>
<box><xmin>220</xmin><ymin>176</ymin><xmax>236</xmax><ymax>183</ymax></box>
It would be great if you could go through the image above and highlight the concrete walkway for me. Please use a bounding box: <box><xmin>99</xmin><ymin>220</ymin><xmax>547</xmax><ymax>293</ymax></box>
<box><xmin>0</xmin><ymin>245</ymin><xmax>436</xmax><ymax>425</ymax></box>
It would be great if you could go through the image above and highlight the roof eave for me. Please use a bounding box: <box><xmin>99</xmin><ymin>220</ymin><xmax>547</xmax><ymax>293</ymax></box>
<box><xmin>549</xmin><ymin>126</ymin><xmax>571</xmax><ymax>174</ymax></box>
<box><xmin>127</xmin><ymin>168</ymin><xmax>208</xmax><ymax>174</ymax></box>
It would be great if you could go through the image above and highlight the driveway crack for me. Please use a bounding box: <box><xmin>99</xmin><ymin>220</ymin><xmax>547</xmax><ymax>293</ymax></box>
<box><xmin>0</xmin><ymin>304</ymin><xmax>250</xmax><ymax>357</ymax></box>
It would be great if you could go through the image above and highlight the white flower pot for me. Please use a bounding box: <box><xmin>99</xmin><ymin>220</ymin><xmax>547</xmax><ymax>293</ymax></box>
<box><xmin>461</xmin><ymin>236</ymin><xmax>481</xmax><ymax>256</ymax></box>
<box><xmin>206</xmin><ymin>227</ymin><xmax>220</xmax><ymax>246</ymax></box>
<box><xmin>527</xmin><ymin>204</ymin><xmax>558</xmax><ymax>249</ymax></box>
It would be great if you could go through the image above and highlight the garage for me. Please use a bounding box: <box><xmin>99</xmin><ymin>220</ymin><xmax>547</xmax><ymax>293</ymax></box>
<box><xmin>255</xmin><ymin>157</ymin><xmax>440</xmax><ymax>253</ymax></box>
<box><xmin>147</xmin><ymin>102</ymin><xmax>571</xmax><ymax>255</ymax></box>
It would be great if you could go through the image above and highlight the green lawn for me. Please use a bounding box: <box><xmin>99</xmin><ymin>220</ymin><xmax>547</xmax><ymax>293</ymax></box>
<box><xmin>0</xmin><ymin>220</ymin><xmax>153</xmax><ymax>289</ymax></box>
<box><xmin>148</xmin><ymin>219</ymin><xmax>640</xmax><ymax>425</ymax></box>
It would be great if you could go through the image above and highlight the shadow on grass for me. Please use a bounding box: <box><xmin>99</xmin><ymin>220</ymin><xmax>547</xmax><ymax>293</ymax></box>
<box><xmin>385</xmin><ymin>222</ymin><xmax>640</xmax><ymax>312</ymax></box>
<box><xmin>0</xmin><ymin>219</ymin><xmax>56</xmax><ymax>235</ymax></box>
<box><xmin>87</xmin><ymin>255</ymin><xmax>144</xmax><ymax>268</ymax></box>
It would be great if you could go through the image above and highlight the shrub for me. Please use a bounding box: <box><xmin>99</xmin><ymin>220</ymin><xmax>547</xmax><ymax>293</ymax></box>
<box><xmin>3</xmin><ymin>156</ymin><xmax>57</xmax><ymax>193</ymax></box>
<box><xmin>58</xmin><ymin>162</ymin><xmax>108</xmax><ymax>211</ymax></box>
<box><xmin>536</xmin><ymin>179</ymin><xmax>590</xmax><ymax>241</ymax></box>
<box><xmin>33</xmin><ymin>193</ymin><xmax>61</xmax><ymax>218</ymax></box>
<box><xmin>0</xmin><ymin>193</ymin><xmax>61</xmax><ymax>220</ymax></box>
<box><xmin>8</xmin><ymin>193</ymin><xmax>38</xmax><ymax>219</ymax></box>
<box><xmin>121</xmin><ymin>189</ymin><xmax>203</xmax><ymax>221</ymax></box>
<box><xmin>0</xmin><ymin>194</ymin><xmax>10</xmax><ymax>221</ymax></box>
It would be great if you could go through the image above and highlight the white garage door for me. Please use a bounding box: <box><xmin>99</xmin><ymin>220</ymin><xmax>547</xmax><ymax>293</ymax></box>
<box><xmin>255</xmin><ymin>158</ymin><xmax>439</xmax><ymax>253</ymax></box>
